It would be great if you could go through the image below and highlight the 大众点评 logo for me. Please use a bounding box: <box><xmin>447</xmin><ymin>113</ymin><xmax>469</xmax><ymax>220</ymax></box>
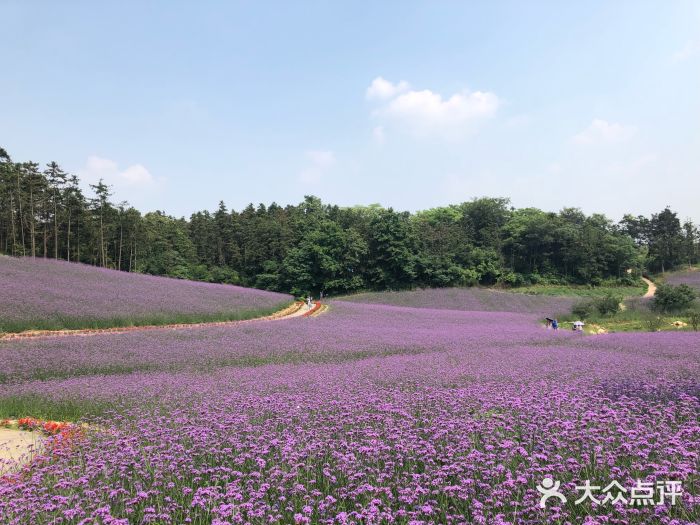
<box><xmin>536</xmin><ymin>478</ymin><xmax>683</xmax><ymax>508</ymax></box>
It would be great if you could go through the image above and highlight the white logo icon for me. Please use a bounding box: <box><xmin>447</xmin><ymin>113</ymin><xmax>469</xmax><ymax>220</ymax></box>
<box><xmin>537</xmin><ymin>477</ymin><xmax>566</xmax><ymax>508</ymax></box>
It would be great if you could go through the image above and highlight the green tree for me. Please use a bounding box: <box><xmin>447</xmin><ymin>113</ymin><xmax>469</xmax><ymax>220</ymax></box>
<box><xmin>89</xmin><ymin>180</ymin><xmax>112</xmax><ymax>267</ymax></box>
<box><xmin>280</xmin><ymin>221</ymin><xmax>367</xmax><ymax>295</ymax></box>
<box><xmin>367</xmin><ymin>209</ymin><xmax>418</xmax><ymax>289</ymax></box>
<box><xmin>44</xmin><ymin>161</ymin><xmax>68</xmax><ymax>259</ymax></box>
<box><xmin>648</xmin><ymin>207</ymin><xmax>683</xmax><ymax>272</ymax></box>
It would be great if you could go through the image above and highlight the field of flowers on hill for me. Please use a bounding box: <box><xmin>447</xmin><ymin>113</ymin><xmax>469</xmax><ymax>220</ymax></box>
<box><xmin>666</xmin><ymin>268</ymin><xmax>700</xmax><ymax>292</ymax></box>
<box><xmin>0</xmin><ymin>290</ymin><xmax>698</xmax><ymax>524</ymax></box>
<box><xmin>338</xmin><ymin>287</ymin><xmax>577</xmax><ymax>315</ymax></box>
<box><xmin>0</xmin><ymin>256</ymin><xmax>291</xmax><ymax>332</ymax></box>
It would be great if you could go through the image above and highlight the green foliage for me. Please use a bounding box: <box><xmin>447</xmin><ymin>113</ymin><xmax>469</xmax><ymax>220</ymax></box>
<box><xmin>594</xmin><ymin>293</ymin><xmax>622</xmax><ymax>316</ymax></box>
<box><xmin>689</xmin><ymin>310</ymin><xmax>700</xmax><ymax>331</ymax></box>
<box><xmin>366</xmin><ymin>209</ymin><xmax>418</xmax><ymax>290</ymax></box>
<box><xmin>2</xmin><ymin>145</ymin><xmax>698</xmax><ymax>296</ymax></box>
<box><xmin>572</xmin><ymin>301</ymin><xmax>595</xmax><ymax>319</ymax></box>
<box><xmin>0</xmin><ymin>394</ymin><xmax>111</xmax><ymax>421</ymax></box>
<box><xmin>643</xmin><ymin>314</ymin><xmax>664</xmax><ymax>332</ymax></box>
<box><xmin>515</xmin><ymin>282</ymin><xmax>645</xmax><ymax>298</ymax></box>
<box><xmin>280</xmin><ymin>218</ymin><xmax>368</xmax><ymax>296</ymax></box>
<box><xmin>653</xmin><ymin>283</ymin><xmax>697</xmax><ymax>312</ymax></box>
<box><xmin>570</xmin><ymin>293</ymin><xmax>621</xmax><ymax>319</ymax></box>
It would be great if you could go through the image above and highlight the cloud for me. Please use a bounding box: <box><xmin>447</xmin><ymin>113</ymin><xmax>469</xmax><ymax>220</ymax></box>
<box><xmin>81</xmin><ymin>155</ymin><xmax>157</xmax><ymax>187</ymax></box>
<box><xmin>299</xmin><ymin>150</ymin><xmax>336</xmax><ymax>184</ymax></box>
<box><xmin>366</xmin><ymin>77</ymin><xmax>409</xmax><ymax>100</ymax></box>
<box><xmin>78</xmin><ymin>156</ymin><xmax>164</xmax><ymax>208</ymax></box>
<box><xmin>385</xmin><ymin>89</ymin><xmax>498</xmax><ymax>127</ymax></box>
<box><xmin>366</xmin><ymin>78</ymin><xmax>499</xmax><ymax>139</ymax></box>
<box><xmin>572</xmin><ymin>119</ymin><xmax>637</xmax><ymax>145</ymax></box>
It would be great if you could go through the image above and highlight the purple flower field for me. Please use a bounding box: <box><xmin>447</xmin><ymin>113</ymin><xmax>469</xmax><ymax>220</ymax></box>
<box><xmin>666</xmin><ymin>269</ymin><xmax>700</xmax><ymax>292</ymax></box>
<box><xmin>338</xmin><ymin>287</ymin><xmax>576</xmax><ymax>316</ymax></box>
<box><xmin>0</xmin><ymin>256</ymin><xmax>291</xmax><ymax>332</ymax></box>
<box><xmin>0</xmin><ymin>291</ymin><xmax>699</xmax><ymax>524</ymax></box>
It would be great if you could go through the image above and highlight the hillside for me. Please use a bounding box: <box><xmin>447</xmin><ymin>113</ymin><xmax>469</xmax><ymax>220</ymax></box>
<box><xmin>337</xmin><ymin>287</ymin><xmax>577</xmax><ymax>316</ymax></box>
<box><xmin>0</xmin><ymin>256</ymin><xmax>292</xmax><ymax>333</ymax></box>
<box><xmin>665</xmin><ymin>267</ymin><xmax>700</xmax><ymax>292</ymax></box>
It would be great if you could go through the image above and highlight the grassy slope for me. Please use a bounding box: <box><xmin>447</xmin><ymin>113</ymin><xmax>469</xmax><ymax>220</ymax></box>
<box><xmin>337</xmin><ymin>287</ymin><xmax>577</xmax><ymax>316</ymax></box>
<box><xmin>556</xmin><ymin>275</ymin><xmax>699</xmax><ymax>333</ymax></box>
<box><xmin>655</xmin><ymin>265</ymin><xmax>700</xmax><ymax>289</ymax></box>
<box><xmin>340</xmin><ymin>281</ymin><xmax>696</xmax><ymax>334</ymax></box>
<box><xmin>0</xmin><ymin>256</ymin><xmax>292</xmax><ymax>333</ymax></box>
<box><xmin>0</xmin><ymin>304</ymin><xmax>292</xmax><ymax>334</ymax></box>
<box><xmin>508</xmin><ymin>283</ymin><xmax>647</xmax><ymax>298</ymax></box>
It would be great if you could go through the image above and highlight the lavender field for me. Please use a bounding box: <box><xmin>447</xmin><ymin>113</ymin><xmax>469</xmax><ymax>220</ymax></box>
<box><xmin>338</xmin><ymin>287</ymin><xmax>577</xmax><ymax>315</ymax></box>
<box><xmin>666</xmin><ymin>268</ymin><xmax>700</xmax><ymax>292</ymax></box>
<box><xmin>0</xmin><ymin>256</ymin><xmax>291</xmax><ymax>332</ymax></box>
<box><xmin>0</xmin><ymin>289</ymin><xmax>698</xmax><ymax>524</ymax></box>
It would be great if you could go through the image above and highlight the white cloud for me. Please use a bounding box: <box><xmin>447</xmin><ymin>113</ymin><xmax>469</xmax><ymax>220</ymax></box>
<box><xmin>385</xmin><ymin>89</ymin><xmax>498</xmax><ymax>127</ymax></box>
<box><xmin>366</xmin><ymin>78</ymin><xmax>499</xmax><ymax>139</ymax></box>
<box><xmin>299</xmin><ymin>150</ymin><xmax>336</xmax><ymax>184</ymax></box>
<box><xmin>372</xmin><ymin>125</ymin><xmax>386</xmax><ymax>145</ymax></box>
<box><xmin>572</xmin><ymin>119</ymin><xmax>637</xmax><ymax>145</ymax></box>
<box><xmin>81</xmin><ymin>155</ymin><xmax>158</xmax><ymax>187</ymax></box>
<box><xmin>78</xmin><ymin>155</ymin><xmax>164</xmax><ymax>208</ymax></box>
<box><xmin>120</xmin><ymin>164</ymin><xmax>154</xmax><ymax>185</ymax></box>
<box><xmin>366</xmin><ymin>77</ymin><xmax>409</xmax><ymax>100</ymax></box>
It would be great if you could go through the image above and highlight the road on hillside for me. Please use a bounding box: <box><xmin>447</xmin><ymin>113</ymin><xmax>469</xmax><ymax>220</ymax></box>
<box><xmin>642</xmin><ymin>277</ymin><xmax>656</xmax><ymax>298</ymax></box>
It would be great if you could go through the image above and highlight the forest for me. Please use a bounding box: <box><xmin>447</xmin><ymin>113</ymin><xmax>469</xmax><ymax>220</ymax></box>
<box><xmin>1</xmin><ymin>146</ymin><xmax>698</xmax><ymax>296</ymax></box>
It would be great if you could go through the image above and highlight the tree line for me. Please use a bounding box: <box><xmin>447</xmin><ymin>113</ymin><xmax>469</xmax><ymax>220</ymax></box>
<box><xmin>1</xmin><ymin>146</ymin><xmax>698</xmax><ymax>296</ymax></box>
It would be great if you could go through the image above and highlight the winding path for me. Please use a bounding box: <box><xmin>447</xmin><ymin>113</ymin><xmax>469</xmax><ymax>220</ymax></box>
<box><xmin>0</xmin><ymin>301</ymin><xmax>323</xmax><ymax>470</ymax></box>
<box><xmin>0</xmin><ymin>301</ymin><xmax>322</xmax><ymax>342</ymax></box>
<box><xmin>642</xmin><ymin>277</ymin><xmax>656</xmax><ymax>298</ymax></box>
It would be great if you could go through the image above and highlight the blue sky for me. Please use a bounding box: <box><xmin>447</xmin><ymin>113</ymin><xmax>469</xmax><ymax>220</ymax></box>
<box><xmin>2</xmin><ymin>1</ymin><xmax>699</xmax><ymax>221</ymax></box>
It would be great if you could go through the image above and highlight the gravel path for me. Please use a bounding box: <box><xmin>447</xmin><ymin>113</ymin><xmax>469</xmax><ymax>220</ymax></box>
<box><xmin>0</xmin><ymin>301</ymin><xmax>318</xmax><ymax>341</ymax></box>
<box><xmin>0</xmin><ymin>429</ymin><xmax>43</xmax><ymax>472</ymax></box>
<box><xmin>642</xmin><ymin>277</ymin><xmax>656</xmax><ymax>298</ymax></box>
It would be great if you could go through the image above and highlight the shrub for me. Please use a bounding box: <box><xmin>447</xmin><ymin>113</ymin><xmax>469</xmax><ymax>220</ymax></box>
<box><xmin>689</xmin><ymin>310</ymin><xmax>700</xmax><ymax>331</ymax></box>
<box><xmin>594</xmin><ymin>293</ymin><xmax>622</xmax><ymax>316</ymax></box>
<box><xmin>643</xmin><ymin>314</ymin><xmax>663</xmax><ymax>332</ymax></box>
<box><xmin>572</xmin><ymin>300</ymin><xmax>595</xmax><ymax>319</ymax></box>
<box><xmin>653</xmin><ymin>284</ymin><xmax>697</xmax><ymax>312</ymax></box>
<box><xmin>498</xmin><ymin>271</ymin><xmax>518</xmax><ymax>287</ymax></box>
<box><xmin>570</xmin><ymin>294</ymin><xmax>621</xmax><ymax>319</ymax></box>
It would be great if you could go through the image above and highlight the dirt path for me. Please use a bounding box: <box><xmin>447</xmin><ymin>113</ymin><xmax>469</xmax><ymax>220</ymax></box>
<box><xmin>0</xmin><ymin>301</ymin><xmax>323</xmax><ymax>342</ymax></box>
<box><xmin>0</xmin><ymin>302</ymin><xmax>323</xmax><ymax>467</ymax></box>
<box><xmin>0</xmin><ymin>429</ymin><xmax>43</xmax><ymax>473</ymax></box>
<box><xmin>642</xmin><ymin>277</ymin><xmax>656</xmax><ymax>298</ymax></box>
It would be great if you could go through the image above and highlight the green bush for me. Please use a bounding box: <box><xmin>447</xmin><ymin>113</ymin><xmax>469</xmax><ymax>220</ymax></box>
<box><xmin>570</xmin><ymin>293</ymin><xmax>621</xmax><ymax>319</ymax></box>
<box><xmin>594</xmin><ymin>293</ymin><xmax>622</xmax><ymax>316</ymax></box>
<box><xmin>498</xmin><ymin>271</ymin><xmax>518</xmax><ymax>286</ymax></box>
<box><xmin>572</xmin><ymin>300</ymin><xmax>595</xmax><ymax>319</ymax></box>
<box><xmin>689</xmin><ymin>310</ymin><xmax>700</xmax><ymax>331</ymax></box>
<box><xmin>643</xmin><ymin>314</ymin><xmax>663</xmax><ymax>332</ymax></box>
<box><xmin>653</xmin><ymin>284</ymin><xmax>697</xmax><ymax>312</ymax></box>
